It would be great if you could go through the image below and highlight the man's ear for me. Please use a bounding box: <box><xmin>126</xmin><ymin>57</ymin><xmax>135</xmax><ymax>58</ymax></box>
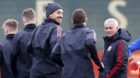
<box><xmin>15</xmin><ymin>28</ymin><xmax>18</xmax><ymax>32</ymax></box>
<box><xmin>115</xmin><ymin>26</ymin><xmax>119</xmax><ymax>30</ymax></box>
<box><xmin>48</xmin><ymin>14</ymin><xmax>53</xmax><ymax>18</ymax></box>
<box><xmin>4</xmin><ymin>27</ymin><xmax>9</xmax><ymax>35</ymax></box>
<box><xmin>22</xmin><ymin>17</ymin><xmax>28</xmax><ymax>24</ymax></box>
<box><xmin>85</xmin><ymin>17</ymin><xmax>88</xmax><ymax>23</ymax></box>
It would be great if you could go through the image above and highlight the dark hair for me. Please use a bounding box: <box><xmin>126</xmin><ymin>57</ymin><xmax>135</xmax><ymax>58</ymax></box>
<box><xmin>72</xmin><ymin>8</ymin><xmax>87</xmax><ymax>24</ymax></box>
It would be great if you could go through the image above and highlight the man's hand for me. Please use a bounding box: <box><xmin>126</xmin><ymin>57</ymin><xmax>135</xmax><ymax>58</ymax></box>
<box><xmin>129</xmin><ymin>58</ymin><xmax>139</xmax><ymax>71</ymax></box>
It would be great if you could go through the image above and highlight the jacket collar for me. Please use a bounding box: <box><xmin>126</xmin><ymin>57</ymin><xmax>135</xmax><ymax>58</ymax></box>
<box><xmin>24</xmin><ymin>23</ymin><xmax>36</xmax><ymax>30</ymax></box>
<box><xmin>72</xmin><ymin>24</ymin><xmax>85</xmax><ymax>29</ymax></box>
<box><xmin>6</xmin><ymin>34</ymin><xmax>15</xmax><ymax>39</ymax></box>
<box><xmin>43</xmin><ymin>18</ymin><xmax>60</xmax><ymax>25</ymax></box>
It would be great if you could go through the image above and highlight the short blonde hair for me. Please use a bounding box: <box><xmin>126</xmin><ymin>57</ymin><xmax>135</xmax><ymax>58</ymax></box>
<box><xmin>2</xmin><ymin>19</ymin><xmax>18</xmax><ymax>31</ymax></box>
<box><xmin>22</xmin><ymin>8</ymin><xmax>36</xmax><ymax>20</ymax></box>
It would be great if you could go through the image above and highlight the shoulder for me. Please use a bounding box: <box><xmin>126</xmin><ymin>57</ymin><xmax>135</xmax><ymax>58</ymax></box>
<box><xmin>116</xmin><ymin>39</ymin><xmax>127</xmax><ymax>46</ymax></box>
<box><xmin>43</xmin><ymin>22</ymin><xmax>56</xmax><ymax>29</ymax></box>
<box><xmin>0</xmin><ymin>39</ymin><xmax>8</xmax><ymax>46</ymax></box>
<box><xmin>138</xmin><ymin>36</ymin><xmax>140</xmax><ymax>39</ymax></box>
<box><xmin>84</xmin><ymin>27</ymin><xmax>95</xmax><ymax>32</ymax></box>
<box><xmin>135</xmin><ymin>36</ymin><xmax>140</xmax><ymax>42</ymax></box>
<box><xmin>40</xmin><ymin>23</ymin><xmax>56</xmax><ymax>31</ymax></box>
<box><xmin>86</xmin><ymin>28</ymin><xmax>96</xmax><ymax>37</ymax></box>
<box><xmin>0</xmin><ymin>40</ymin><xmax>4</xmax><ymax>46</ymax></box>
<box><xmin>86</xmin><ymin>27</ymin><xmax>97</xmax><ymax>42</ymax></box>
<box><xmin>14</xmin><ymin>30</ymin><xmax>25</xmax><ymax>39</ymax></box>
<box><xmin>15</xmin><ymin>29</ymin><xmax>25</xmax><ymax>36</ymax></box>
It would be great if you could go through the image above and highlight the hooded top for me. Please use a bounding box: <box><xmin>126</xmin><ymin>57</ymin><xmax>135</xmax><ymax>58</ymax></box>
<box><xmin>99</xmin><ymin>28</ymin><xmax>131</xmax><ymax>78</ymax></box>
<box><xmin>29</xmin><ymin>17</ymin><xmax>63</xmax><ymax>78</ymax></box>
<box><xmin>51</xmin><ymin>24</ymin><xmax>103</xmax><ymax>78</ymax></box>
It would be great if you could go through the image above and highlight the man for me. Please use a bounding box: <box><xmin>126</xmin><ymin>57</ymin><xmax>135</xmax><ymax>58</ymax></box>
<box><xmin>50</xmin><ymin>8</ymin><xmax>103</xmax><ymax>78</ymax></box>
<box><xmin>13</xmin><ymin>8</ymin><xmax>37</xmax><ymax>78</ymax></box>
<box><xmin>128</xmin><ymin>37</ymin><xmax>140</xmax><ymax>71</ymax></box>
<box><xmin>0</xmin><ymin>19</ymin><xmax>18</xmax><ymax>78</ymax></box>
<box><xmin>99</xmin><ymin>18</ymin><xmax>131</xmax><ymax>78</ymax></box>
<box><xmin>29</xmin><ymin>3</ymin><xmax>63</xmax><ymax>78</ymax></box>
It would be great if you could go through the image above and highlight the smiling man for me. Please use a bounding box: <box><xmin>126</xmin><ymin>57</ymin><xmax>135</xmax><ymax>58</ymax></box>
<box><xmin>29</xmin><ymin>2</ymin><xmax>63</xmax><ymax>78</ymax></box>
<box><xmin>99</xmin><ymin>18</ymin><xmax>131</xmax><ymax>78</ymax></box>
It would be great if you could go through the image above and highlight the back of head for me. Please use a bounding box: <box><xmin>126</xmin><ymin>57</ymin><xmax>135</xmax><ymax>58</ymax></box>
<box><xmin>72</xmin><ymin>8</ymin><xmax>87</xmax><ymax>25</ymax></box>
<box><xmin>2</xmin><ymin>19</ymin><xmax>18</xmax><ymax>34</ymax></box>
<box><xmin>22</xmin><ymin>8</ymin><xmax>36</xmax><ymax>21</ymax></box>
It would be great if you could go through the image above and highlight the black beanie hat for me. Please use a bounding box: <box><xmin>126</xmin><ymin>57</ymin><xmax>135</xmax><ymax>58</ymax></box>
<box><xmin>45</xmin><ymin>3</ymin><xmax>62</xmax><ymax>18</ymax></box>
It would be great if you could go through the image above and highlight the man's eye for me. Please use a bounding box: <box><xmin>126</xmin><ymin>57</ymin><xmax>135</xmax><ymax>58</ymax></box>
<box><xmin>105</xmin><ymin>28</ymin><xmax>108</xmax><ymax>30</ymax></box>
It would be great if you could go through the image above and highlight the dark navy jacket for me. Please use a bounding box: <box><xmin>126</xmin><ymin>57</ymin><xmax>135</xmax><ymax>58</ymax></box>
<box><xmin>99</xmin><ymin>29</ymin><xmax>131</xmax><ymax>78</ymax></box>
<box><xmin>13</xmin><ymin>23</ymin><xmax>36</xmax><ymax>78</ymax></box>
<box><xmin>50</xmin><ymin>24</ymin><xmax>103</xmax><ymax>78</ymax></box>
<box><xmin>29</xmin><ymin>18</ymin><xmax>63</xmax><ymax>78</ymax></box>
<box><xmin>0</xmin><ymin>34</ymin><xmax>16</xmax><ymax>78</ymax></box>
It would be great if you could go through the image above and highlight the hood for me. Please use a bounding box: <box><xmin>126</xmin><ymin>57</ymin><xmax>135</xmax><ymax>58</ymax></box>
<box><xmin>115</xmin><ymin>28</ymin><xmax>131</xmax><ymax>42</ymax></box>
<box><xmin>104</xmin><ymin>28</ymin><xmax>131</xmax><ymax>42</ymax></box>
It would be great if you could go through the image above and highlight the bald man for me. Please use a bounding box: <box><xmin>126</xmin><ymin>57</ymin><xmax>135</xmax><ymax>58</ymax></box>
<box><xmin>99</xmin><ymin>18</ymin><xmax>131</xmax><ymax>78</ymax></box>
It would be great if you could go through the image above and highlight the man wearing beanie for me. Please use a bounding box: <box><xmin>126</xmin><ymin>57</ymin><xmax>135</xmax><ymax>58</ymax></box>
<box><xmin>29</xmin><ymin>2</ymin><xmax>63</xmax><ymax>78</ymax></box>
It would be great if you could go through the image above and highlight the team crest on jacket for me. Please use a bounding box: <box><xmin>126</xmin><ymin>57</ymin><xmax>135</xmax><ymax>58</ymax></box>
<box><xmin>56</xmin><ymin>25</ymin><xmax>62</xmax><ymax>38</ymax></box>
<box><xmin>107</xmin><ymin>45</ymin><xmax>112</xmax><ymax>52</ymax></box>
